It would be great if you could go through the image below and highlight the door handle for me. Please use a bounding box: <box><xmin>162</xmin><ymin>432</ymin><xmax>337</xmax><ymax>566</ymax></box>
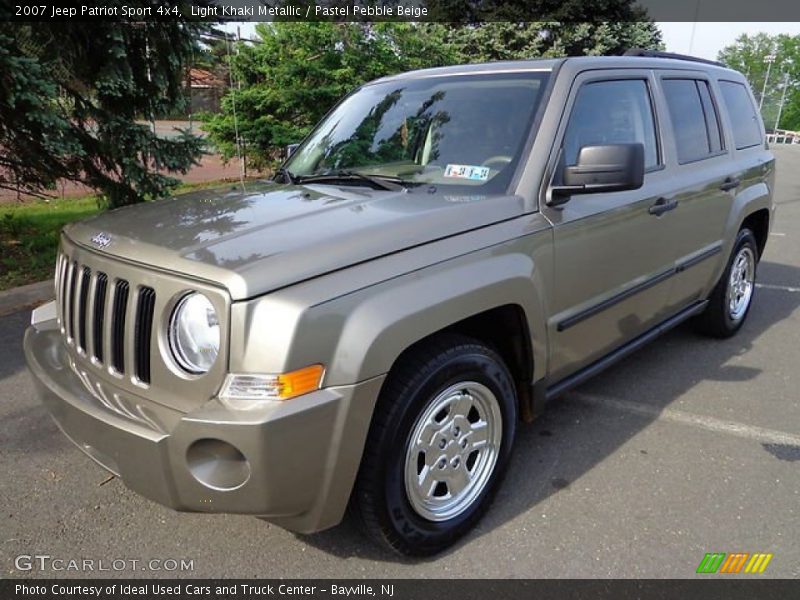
<box><xmin>719</xmin><ymin>177</ymin><xmax>741</xmax><ymax>192</ymax></box>
<box><xmin>648</xmin><ymin>197</ymin><xmax>679</xmax><ymax>216</ymax></box>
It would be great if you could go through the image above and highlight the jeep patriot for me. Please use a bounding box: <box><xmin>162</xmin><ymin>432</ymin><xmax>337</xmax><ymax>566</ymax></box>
<box><xmin>25</xmin><ymin>52</ymin><xmax>775</xmax><ymax>555</ymax></box>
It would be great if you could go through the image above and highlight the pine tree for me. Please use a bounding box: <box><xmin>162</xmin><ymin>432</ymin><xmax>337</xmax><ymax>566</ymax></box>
<box><xmin>0</xmin><ymin>16</ymin><xmax>209</xmax><ymax>207</ymax></box>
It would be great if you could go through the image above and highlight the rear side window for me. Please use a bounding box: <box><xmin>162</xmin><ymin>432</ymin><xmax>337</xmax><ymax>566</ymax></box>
<box><xmin>719</xmin><ymin>81</ymin><xmax>763</xmax><ymax>150</ymax></box>
<box><xmin>662</xmin><ymin>79</ymin><xmax>723</xmax><ymax>164</ymax></box>
<box><xmin>562</xmin><ymin>79</ymin><xmax>659</xmax><ymax>169</ymax></box>
<box><xmin>697</xmin><ymin>82</ymin><xmax>724</xmax><ymax>153</ymax></box>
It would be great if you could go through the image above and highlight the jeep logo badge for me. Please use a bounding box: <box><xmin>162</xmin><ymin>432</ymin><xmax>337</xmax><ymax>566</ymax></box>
<box><xmin>90</xmin><ymin>232</ymin><xmax>112</xmax><ymax>249</ymax></box>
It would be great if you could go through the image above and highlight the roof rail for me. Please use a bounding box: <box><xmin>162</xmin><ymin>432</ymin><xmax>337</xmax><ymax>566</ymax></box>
<box><xmin>623</xmin><ymin>49</ymin><xmax>727</xmax><ymax>68</ymax></box>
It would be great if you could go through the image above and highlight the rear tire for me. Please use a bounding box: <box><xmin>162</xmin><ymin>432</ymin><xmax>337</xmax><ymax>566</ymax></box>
<box><xmin>693</xmin><ymin>228</ymin><xmax>758</xmax><ymax>338</ymax></box>
<box><xmin>351</xmin><ymin>334</ymin><xmax>517</xmax><ymax>556</ymax></box>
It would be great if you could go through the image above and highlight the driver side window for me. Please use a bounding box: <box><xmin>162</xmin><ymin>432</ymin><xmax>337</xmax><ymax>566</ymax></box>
<box><xmin>563</xmin><ymin>79</ymin><xmax>659</xmax><ymax>170</ymax></box>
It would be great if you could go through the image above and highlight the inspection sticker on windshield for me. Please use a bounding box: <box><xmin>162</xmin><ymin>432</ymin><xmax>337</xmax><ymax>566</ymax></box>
<box><xmin>444</xmin><ymin>164</ymin><xmax>490</xmax><ymax>181</ymax></box>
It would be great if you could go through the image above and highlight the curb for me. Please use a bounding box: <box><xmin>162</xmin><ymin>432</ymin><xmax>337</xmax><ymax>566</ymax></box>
<box><xmin>0</xmin><ymin>280</ymin><xmax>54</xmax><ymax>318</ymax></box>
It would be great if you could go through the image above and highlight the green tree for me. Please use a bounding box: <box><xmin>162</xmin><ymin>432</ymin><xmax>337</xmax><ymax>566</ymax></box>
<box><xmin>718</xmin><ymin>33</ymin><xmax>800</xmax><ymax>131</ymax></box>
<box><xmin>204</xmin><ymin>21</ymin><xmax>662</xmax><ymax>171</ymax></box>
<box><xmin>446</xmin><ymin>22</ymin><xmax>662</xmax><ymax>63</ymax></box>
<box><xmin>203</xmin><ymin>22</ymin><xmax>457</xmax><ymax>171</ymax></box>
<box><xmin>0</xmin><ymin>14</ymin><xmax>208</xmax><ymax>207</ymax></box>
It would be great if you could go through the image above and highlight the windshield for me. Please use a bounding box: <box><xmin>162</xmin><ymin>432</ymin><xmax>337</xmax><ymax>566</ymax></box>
<box><xmin>285</xmin><ymin>71</ymin><xmax>550</xmax><ymax>192</ymax></box>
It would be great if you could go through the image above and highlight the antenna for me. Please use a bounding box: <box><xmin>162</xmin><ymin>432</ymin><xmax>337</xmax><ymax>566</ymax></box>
<box><xmin>224</xmin><ymin>30</ymin><xmax>246</xmax><ymax>192</ymax></box>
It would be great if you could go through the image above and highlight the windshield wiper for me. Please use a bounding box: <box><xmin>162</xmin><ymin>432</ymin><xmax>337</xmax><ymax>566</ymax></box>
<box><xmin>296</xmin><ymin>170</ymin><xmax>405</xmax><ymax>191</ymax></box>
<box><xmin>275</xmin><ymin>167</ymin><xmax>297</xmax><ymax>184</ymax></box>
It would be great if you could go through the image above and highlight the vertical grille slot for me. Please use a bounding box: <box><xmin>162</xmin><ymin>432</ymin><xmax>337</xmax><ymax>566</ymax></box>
<box><xmin>66</xmin><ymin>261</ymin><xmax>78</xmax><ymax>341</ymax></box>
<box><xmin>134</xmin><ymin>287</ymin><xmax>156</xmax><ymax>384</ymax></box>
<box><xmin>93</xmin><ymin>273</ymin><xmax>108</xmax><ymax>363</ymax></box>
<box><xmin>56</xmin><ymin>254</ymin><xmax>68</xmax><ymax>326</ymax></box>
<box><xmin>54</xmin><ymin>254</ymin><xmax>63</xmax><ymax>298</ymax></box>
<box><xmin>77</xmin><ymin>267</ymin><xmax>91</xmax><ymax>352</ymax></box>
<box><xmin>111</xmin><ymin>280</ymin><xmax>129</xmax><ymax>373</ymax></box>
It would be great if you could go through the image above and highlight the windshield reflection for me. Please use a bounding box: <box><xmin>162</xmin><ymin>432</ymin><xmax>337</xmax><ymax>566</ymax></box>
<box><xmin>286</xmin><ymin>72</ymin><xmax>549</xmax><ymax>192</ymax></box>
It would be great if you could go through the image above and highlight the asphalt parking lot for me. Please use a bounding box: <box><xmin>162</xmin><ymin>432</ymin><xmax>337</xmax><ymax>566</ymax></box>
<box><xmin>1</xmin><ymin>147</ymin><xmax>799</xmax><ymax>579</ymax></box>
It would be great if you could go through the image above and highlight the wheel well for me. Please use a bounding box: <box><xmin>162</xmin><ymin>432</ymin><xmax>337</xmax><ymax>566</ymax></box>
<box><xmin>442</xmin><ymin>305</ymin><xmax>535</xmax><ymax>422</ymax></box>
<box><xmin>741</xmin><ymin>208</ymin><xmax>770</xmax><ymax>259</ymax></box>
<box><xmin>385</xmin><ymin>305</ymin><xmax>535</xmax><ymax>422</ymax></box>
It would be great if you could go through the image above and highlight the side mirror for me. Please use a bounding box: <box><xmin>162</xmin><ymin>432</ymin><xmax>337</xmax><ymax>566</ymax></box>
<box><xmin>285</xmin><ymin>143</ymin><xmax>300</xmax><ymax>159</ymax></box>
<box><xmin>550</xmin><ymin>143</ymin><xmax>644</xmax><ymax>204</ymax></box>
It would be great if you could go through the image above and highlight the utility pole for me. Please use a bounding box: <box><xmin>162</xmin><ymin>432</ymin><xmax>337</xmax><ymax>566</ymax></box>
<box><xmin>760</xmin><ymin>53</ymin><xmax>777</xmax><ymax>111</ymax></box>
<box><xmin>775</xmin><ymin>72</ymin><xmax>791</xmax><ymax>132</ymax></box>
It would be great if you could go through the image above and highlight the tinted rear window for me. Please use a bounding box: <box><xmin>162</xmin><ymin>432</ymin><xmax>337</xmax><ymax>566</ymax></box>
<box><xmin>697</xmin><ymin>81</ymin><xmax>724</xmax><ymax>153</ymax></box>
<box><xmin>719</xmin><ymin>81</ymin><xmax>763</xmax><ymax>150</ymax></box>
<box><xmin>662</xmin><ymin>79</ymin><xmax>721</xmax><ymax>164</ymax></box>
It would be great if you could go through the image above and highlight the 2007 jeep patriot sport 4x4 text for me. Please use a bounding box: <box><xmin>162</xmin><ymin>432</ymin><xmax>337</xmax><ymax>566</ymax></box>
<box><xmin>25</xmin><ymin>52</ymin><xmax>775</xmax><ymax>555</ymax></box>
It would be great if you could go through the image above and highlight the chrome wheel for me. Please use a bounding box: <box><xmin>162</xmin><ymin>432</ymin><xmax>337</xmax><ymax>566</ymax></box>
<box><xmin>726</xmin><ymin>246</ymin><xmax>755</xmax><ymax>322</ymax></box>
<box><xmin>404</xmin><ymin>381</ymin><xmax>502</xmax><ymax>522</ymax></box>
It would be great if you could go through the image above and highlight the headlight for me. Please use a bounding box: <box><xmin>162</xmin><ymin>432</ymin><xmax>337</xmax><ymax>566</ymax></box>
<box><xmin>169</xmin><ymin>293</ymin><xmax>220</xmax><ymax>374</ymax></box>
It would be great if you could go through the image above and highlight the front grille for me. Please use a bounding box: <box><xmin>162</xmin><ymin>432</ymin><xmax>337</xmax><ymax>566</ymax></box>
<box><xmin>56</xmin><ymin>253</ymin><xmax>155</xmax><ymax>385</ymax></box>
<box><xmin>53</xmin><ymin>237</ymin><xmax>229</xmax><ymax>413</ymax></box>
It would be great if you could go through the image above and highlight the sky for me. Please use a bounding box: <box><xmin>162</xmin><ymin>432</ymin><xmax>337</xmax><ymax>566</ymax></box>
<box><xmin>225</xmin><ymin>22</ymin><xmax>800</xmax><ymax>62</ymax></box>
<box><xmin>659</xmin><ymin>22</ymin><xmax>800</xmax><ymax>60</ymax></box>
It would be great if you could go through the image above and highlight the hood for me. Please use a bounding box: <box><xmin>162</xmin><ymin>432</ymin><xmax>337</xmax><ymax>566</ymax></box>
<box><xmin>65</xmin><ymin>182</ymin><xmax>523</xmax><ymax>300</ymax></box>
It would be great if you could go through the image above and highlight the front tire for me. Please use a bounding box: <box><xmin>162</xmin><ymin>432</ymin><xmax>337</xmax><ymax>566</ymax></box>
<box><xmin>694</xmin><ymin>228</ymin><xmax>759</xmax><ymax>338</ymax></box>
<box><xmin>351</xmin><ymin>334</ymin><xmax>517</xmax><ymax>556</ymax></box>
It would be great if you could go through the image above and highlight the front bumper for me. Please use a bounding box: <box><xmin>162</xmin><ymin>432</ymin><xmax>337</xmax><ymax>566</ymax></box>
<box><xmin>24</xmin><ymin>314</ymin><xmax>384</xmax><ymax>533</ymax></box>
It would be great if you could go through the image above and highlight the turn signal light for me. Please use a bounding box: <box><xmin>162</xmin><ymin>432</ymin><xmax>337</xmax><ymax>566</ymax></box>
<box><xmin>275</xmin><ymin>364</ymin><xmax>325</xmax><ymax>399</ymax></box>
<box><xmin>220</xmin><ymin>364</ymin><xmax>325</xmax><ymax>403</ymax></box>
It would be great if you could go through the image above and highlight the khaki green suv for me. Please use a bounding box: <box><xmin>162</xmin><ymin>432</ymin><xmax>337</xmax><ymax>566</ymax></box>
<box><xmin>25</xmin><ymin>52</ymin><xmax>775</xmax><ymax>555</ymax></box>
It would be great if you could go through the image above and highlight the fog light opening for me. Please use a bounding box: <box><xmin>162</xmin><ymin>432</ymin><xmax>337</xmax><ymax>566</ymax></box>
<box><xmin>186</xmin><ymin>439</ymin><xmax>251</xmax><ymax>491</ymax></box>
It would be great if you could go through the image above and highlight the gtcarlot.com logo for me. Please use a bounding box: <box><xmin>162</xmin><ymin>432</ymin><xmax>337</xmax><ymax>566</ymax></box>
<box><xmin>14</xmin><ymin>554</ymin><xmax>194</xmax><ymax>573</ymax></box>
<box><xmin>696</xmin><ymin>552</ymin><xmax>773</xmax><ymax>574</ymax></box>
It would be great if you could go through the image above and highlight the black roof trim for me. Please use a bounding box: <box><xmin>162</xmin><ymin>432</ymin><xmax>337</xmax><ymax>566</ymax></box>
<box><xmin>623</xmin><ymin>49</ymin><xmax>726</xmax><ymax>68</ymax></box>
